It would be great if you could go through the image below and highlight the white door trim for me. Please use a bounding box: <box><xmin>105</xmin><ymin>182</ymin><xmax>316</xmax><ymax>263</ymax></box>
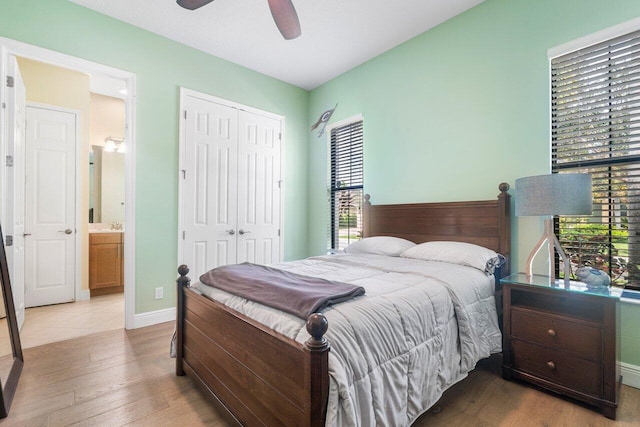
<box><xmin>6</xmin><ymin>55</ymin><xmax>26</xmax><ymax>329</ymax></box>
<box><xmin>0</xmin><ymin>37</ymin><xmax>137</xmax><ymax>329</ymax></box>
<box><xmin>177</xmin><ymin>87</ymin><xmax>286</xmax><ymax>268</ymax></box>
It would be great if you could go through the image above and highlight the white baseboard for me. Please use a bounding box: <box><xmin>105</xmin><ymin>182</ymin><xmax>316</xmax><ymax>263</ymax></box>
<box><xmin>620</xmin><ymin>362</ymin><xmax>640</xmax><ymax>389</ymax></box>
<box><xmin>132</xmin><ymin>307</ymin><xmax>175</xmax><ymax>329</ymax></box>
<box><xmin>76</xmin><ymin>289</ymin><xmax>90</xmax><ymax>301</ymax></box>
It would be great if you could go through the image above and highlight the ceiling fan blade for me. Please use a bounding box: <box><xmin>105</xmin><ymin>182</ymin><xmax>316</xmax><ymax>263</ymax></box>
<box><xmin>267</xmin><ymin>0</ymin><xmax>301</xmax><ymax>40</ymax></box>
<box><xmin>177</xmin><ymin>0</ymin><xmax>215</xmax><ymax>11</ymax></box>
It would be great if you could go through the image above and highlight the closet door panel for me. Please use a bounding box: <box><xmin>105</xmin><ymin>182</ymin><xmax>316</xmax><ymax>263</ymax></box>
<box><xmin>183</xmin><ymin>97</ymin><xmax>238</xmax><ymax>278</ymax></box>
<box><xmin>237</xmin><ymin>111</ymin><xmax>281</xmax><ymax>265</ymax></box>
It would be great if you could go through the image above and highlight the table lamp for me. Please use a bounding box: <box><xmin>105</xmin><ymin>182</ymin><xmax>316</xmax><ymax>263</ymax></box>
<box><xmin>515</xmin><ymin>173</ymin><xmax>592</xmax><ymax>286</ymax></box>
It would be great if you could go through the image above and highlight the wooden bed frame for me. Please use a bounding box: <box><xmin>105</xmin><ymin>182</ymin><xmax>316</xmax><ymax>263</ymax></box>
<box><xmin>176</xmin><ymin>183</ymin><xmax>511</xmax><ymax>426</ymax></box>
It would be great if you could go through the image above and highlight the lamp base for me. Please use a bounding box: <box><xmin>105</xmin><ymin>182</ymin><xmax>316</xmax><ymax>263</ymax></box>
<box><xmin>525</xmin><ymin>218</ymin><xmax>571</xmax><ymax>287</ymax></box>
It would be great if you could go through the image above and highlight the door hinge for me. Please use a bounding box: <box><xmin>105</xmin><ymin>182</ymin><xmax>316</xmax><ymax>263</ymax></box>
<box><xmin>182</xmin><ymin>230</ymin><xmax>186</xmax><ymax>240</ymax></box>
<box><xmin>181</xmin><ymin>169</ymin><xmax>186</xmax><ymax>179</ymax></box>
<box><xmin>1</xmin><ymin>102</ymin><xmax>6</xmax><ymax>109</ymax></box>
<box><xmin>5</xmin><ymin>235</ymin><xmax>12</xmax><ymax>247</ymax></box>
<box><xmin>279</xmin><ymin>133</ymin><xmax>282</xmax><ymax>141</ymax></box>
<box><xmin>277</xmin><ymin>180</ymin><xmax>282</xmax><ymax>189</ymax></box>
<box><xmin>184</xmin><ymin>110</ymin><xmax>187</xmax><ymax>120</ymax></box>
<box><xmin>277</xmin><ymin>229</ymin><xmax>281</xmax><ymax>237</ymax></box>
<box><xmin>5</xmin><ymin>155</ymin><xmax>13</xmax><ymax>167</ymax></box>
<box><xmin>6</xmin><ymin>76</ymin><xmax>14</xmax><ymax>88</ymax></box>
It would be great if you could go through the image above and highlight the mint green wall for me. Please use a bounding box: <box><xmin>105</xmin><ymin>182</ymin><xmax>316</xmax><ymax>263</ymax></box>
<box><xmin>3</xmin><ymin>0</ymin><xmax>640</xmax><ymax>366</ymax></box>
<box><xmin>0</xmin><ymin>0</ymin><xmax>310</xmax><ymax>314</ymax></box>
<box><xmin>621</xmin><ymin>302</ymin><xmax>640</xmax><ymax>366</ymax></box>
<box><xmin>309</xmin><ymin>0</ymin><xmax>640</xmax><ymax>366</ymax></box>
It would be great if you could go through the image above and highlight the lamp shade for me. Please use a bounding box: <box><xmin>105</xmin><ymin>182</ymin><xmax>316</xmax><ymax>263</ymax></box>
<box><xmin>515</xmin><ymin>173</ymin><xmax>592</xmax><ymax>216</ymax></box>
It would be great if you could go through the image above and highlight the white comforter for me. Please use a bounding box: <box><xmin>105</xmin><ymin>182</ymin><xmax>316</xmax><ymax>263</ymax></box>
<box><xmin>195</xmin><ymin>253</ymin><xmax>502</xmax><ymax>427</ymax></box>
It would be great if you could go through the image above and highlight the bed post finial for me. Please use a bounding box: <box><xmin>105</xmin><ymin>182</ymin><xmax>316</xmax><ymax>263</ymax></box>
<box><xmin>499</xmin><ymin>182</ymin><xmax>510</xmax><ymax>194</ymax></box>
<box><xmin>305</xmin><ymin>313</ymin><xmax>329</xmax><ymax>350</ymax></box>
<box><xmin>178</xmin><ymin>264</ymin><xmax>190</xmax><ymax>284</ymax></box>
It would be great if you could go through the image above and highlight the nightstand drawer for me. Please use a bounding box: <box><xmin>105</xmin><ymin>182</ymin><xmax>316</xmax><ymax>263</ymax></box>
<box><xmin>512</xmin><ymin>339</ymin><xmax>603</xmax><ymax>396</ymax></box>
<box><xmin>511</xmin><ymin>307</ymin><xmax>602</xmax><ymax>361</ymax></box>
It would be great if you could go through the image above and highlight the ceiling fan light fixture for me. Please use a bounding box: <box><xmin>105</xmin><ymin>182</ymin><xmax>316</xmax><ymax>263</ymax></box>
<box><xmin>267</xmin><ymin>0</ymin><xmax>302</xmax><ymax>40</ymax></box>
<box><xmin>176</xmin><ymin>0</ymin><xmax>215</xmax><ymax>11</ymax></box>
<box><xmin>177</xmin><ymin>0</ymin><xmax>301</xmax><ymax>41</ymax></box>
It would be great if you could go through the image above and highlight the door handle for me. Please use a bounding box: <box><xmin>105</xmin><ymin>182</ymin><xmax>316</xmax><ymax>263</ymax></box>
<box><xmin>58</xmin><ymin>228</ymin><xmax>73</xmax><ymax>235</ymax></box>
<box><xmin>225</xmin><ymin>229</ymin><xmax>235</xmax><ymax>235</ymax></box>
<box><xmin>23</xmin><ymin>233</ymin><xmax>31</xmax><ymax>237</ymax></box>
<box><xmin>238</xmin><ymin>229</ymin><xmax>251</xmax><ymax>235</ymax></box>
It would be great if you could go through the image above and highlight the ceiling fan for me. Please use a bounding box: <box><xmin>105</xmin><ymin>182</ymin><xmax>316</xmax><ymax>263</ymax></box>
<box><xmin>177</xmin><ymin>0</ymin><xmax>301</xmax><ymax>40</ymax></box>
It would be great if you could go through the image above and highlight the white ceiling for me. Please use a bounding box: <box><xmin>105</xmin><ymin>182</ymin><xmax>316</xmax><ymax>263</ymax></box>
<box><xmin>70</xmin><ymin>0</ymin><xmax>484</xmax><ymax>90</ymax></box>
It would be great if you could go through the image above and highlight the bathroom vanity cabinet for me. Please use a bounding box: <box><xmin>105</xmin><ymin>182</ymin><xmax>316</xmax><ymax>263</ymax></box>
<box><xmin>89</xmin><ymin>232</ymin><xmax>124</xmax><ymax>294</ymax></box>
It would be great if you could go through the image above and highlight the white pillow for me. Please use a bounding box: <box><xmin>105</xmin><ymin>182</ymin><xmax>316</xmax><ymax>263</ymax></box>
<box><xmin>344</xmin><ymin>236</ymin><xmax>416</xmax><ymax>257</ymax></box>
<box><xmin>402</xmin><ymin>241</ymin><xmax>499</xmax><ymax>272</ymax></box>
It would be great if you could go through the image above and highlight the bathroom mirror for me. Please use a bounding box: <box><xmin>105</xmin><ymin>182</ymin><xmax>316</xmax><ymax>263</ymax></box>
<box><xmin>0</xmin><ymin>224</ymin><xmax>23</xmax><ymax>418</ymax></box>
<box><xmin>89</xmin><ymin>145</ymin><xmax>125</xmax><ymax>224</ymax></box>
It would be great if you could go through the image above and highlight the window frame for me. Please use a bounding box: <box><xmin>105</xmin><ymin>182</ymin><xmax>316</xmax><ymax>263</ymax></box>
<box><xmin>326</xmin><ymin>114</ymin><xmax>364</xmax><ymax>251</ymax></box>
<box><xmin>549</xmin><ymin>19</ymin><xmax>640</xmax><ymax>290</ymax></box>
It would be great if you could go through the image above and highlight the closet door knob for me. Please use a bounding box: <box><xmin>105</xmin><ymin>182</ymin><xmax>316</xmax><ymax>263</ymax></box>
<box><xmin>238</xmin><ymin>229</ymin><xmax>251</xmax><ymax>235</ymax></box>
<box><xmin>225</xmin><ymin>229</ymin><xmax>235</xmax><ymax>235</ymax></box>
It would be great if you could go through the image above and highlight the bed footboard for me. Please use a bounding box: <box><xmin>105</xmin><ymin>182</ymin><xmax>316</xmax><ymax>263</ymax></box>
<box><xmin>176</xmin><ymin>265</ymin><xmax>330</xmax><ymax>427</ymax></box>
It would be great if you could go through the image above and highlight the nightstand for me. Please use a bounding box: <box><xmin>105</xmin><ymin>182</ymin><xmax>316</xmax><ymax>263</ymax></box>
<box><xmin>501</xmin><ymin>273</ymin><xmax>622</xmax><ymax>419</ymax></box>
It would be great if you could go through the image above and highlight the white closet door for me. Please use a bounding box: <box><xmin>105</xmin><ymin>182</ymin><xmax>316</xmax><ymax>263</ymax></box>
<box><xmin>181</xmin><ymin>90</ymin><xmax>283</xmax><ymax>276</ymax></box>
<box><xmin>183</xmin><ymin>96</ymin><xmax>238</xmax><ymax>280</ymax></box>
<box><xmin>236</xmin><ymin>111</ymin><xmax>281</xmax><ymax>265</ymax></box>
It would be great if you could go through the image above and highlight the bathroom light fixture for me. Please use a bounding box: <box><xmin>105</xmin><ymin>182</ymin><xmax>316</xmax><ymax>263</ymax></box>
<box><xmin>104</xmin><ymin>136</ymin><xmax>126</xmax><ymax>153</ymax></box>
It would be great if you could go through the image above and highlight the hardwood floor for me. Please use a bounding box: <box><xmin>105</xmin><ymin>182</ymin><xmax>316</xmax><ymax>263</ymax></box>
<box><xmin>415</xmin><ymin>357</ymin><xmax>640</xmax><ymax>427</ymax></box>
<box><xmin>2</xmin><ymin>321</ymin><xmax>639</xmax><ymax>426</ymax></box>
<box><xmin>3</xmin><ymin>322</ymin><xmax>225</xmax><ymax>426</ymax></box>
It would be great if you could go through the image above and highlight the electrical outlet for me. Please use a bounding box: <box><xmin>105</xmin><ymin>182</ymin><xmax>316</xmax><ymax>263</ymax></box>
<box><xmin>155</xmin><ymin>287</ymin><xmax>163</xmax><ymax>300</ymax></box>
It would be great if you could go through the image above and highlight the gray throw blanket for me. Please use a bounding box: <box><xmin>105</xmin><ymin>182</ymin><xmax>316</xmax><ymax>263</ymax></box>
<box><xmin>199</xmin><ymin>262</ymin><xmax>366</xmax><ymax>319</ymax></box>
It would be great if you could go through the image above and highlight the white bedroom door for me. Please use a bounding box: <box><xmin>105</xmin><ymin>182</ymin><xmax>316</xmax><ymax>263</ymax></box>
<box><xmin>24</xmin><ymin>105</ymin><xmax>77</xmax><ymax>308</ymax></box>
<box><xmin>181</xmin><ymin>91</ymin><xmax>282</xmax><ymax>279</ymax></box>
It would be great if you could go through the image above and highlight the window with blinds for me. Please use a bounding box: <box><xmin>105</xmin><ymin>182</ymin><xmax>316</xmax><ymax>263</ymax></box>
<box><xmin>551</xmin><ymin>29</ymin><xmax>640</xmax><ymax>289</ymax></box>
<box><xmin>330</xmin><ymin>120</ymin><xmax>363</xmax><ymax>250</ymax></box>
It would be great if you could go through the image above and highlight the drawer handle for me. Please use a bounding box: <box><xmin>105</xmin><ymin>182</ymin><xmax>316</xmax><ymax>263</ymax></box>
<box><xmin>547</xmin><ymin>361</ymin><xmax>556</xmax><ymax>370</ymax></box>
<box><xmin>547</xmin><ymin>329</ymin><xmax>556</xmax><ymax>337</ymax></box>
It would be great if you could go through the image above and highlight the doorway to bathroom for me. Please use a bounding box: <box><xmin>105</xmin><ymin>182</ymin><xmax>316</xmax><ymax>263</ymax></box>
<box><xmin>0</xmin><ymin>37</ymin><xmax>137</xmax><ymax>346</ymax></box>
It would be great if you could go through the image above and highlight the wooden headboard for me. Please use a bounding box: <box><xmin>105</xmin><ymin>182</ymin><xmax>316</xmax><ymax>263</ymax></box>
<box><xmin>363</xmin><ymin>182</ymin><xmax>511</xmax><ymax>265</ymax></box>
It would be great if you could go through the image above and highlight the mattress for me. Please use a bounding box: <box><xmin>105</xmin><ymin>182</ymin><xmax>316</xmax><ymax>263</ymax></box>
<box><xmin>195</xmin><ymin>253</ymin><xmax>502</xmax><ymax>427</ymax></box>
